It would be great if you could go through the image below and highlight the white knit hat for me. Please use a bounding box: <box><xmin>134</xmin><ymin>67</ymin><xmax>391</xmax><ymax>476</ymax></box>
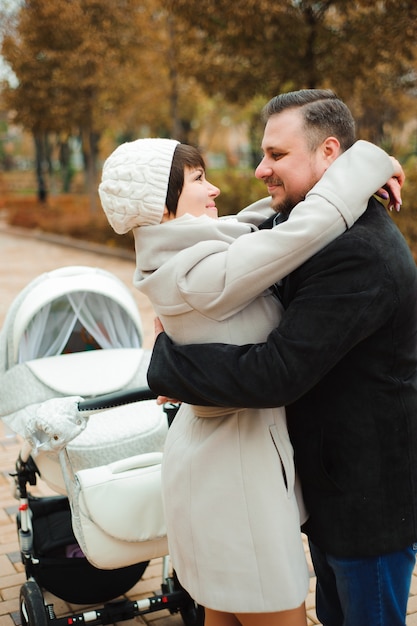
<box><xmin>99</xmin><ymin>138</ymin><xmax>180</xmax><ymax>234</ymax></box>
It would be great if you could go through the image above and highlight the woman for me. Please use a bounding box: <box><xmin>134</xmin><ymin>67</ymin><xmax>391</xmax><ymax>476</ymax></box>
<box><xmin>99</xmin><ymin>137</ymin><xmax>399</xmax><ymax>626</ymax></box>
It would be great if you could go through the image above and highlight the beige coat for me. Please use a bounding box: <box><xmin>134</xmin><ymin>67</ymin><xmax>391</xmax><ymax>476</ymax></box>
<box><xmin>133</xmin><ymin>141</ymin><xmax>394</xmax><ymax>612</ymax></box>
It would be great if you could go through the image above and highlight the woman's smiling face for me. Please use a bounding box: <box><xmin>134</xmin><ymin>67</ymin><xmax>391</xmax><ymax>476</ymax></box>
<box><xmin>174</xmin><ymin>166</ymin><xmax>220</xmax><ymax>219</ymax></box>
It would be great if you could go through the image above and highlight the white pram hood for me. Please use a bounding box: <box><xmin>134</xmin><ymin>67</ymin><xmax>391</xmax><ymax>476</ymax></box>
<box><xmin>1</xmin><ymin>265</ymin><xmax>143</xmax><ymax>370</ymax></box>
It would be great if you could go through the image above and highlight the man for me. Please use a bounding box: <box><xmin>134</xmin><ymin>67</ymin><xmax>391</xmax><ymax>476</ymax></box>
<box><xmin>147</xmin><ymin>89</ymin><xmax>417</xmax><ymax>626</ymax></box>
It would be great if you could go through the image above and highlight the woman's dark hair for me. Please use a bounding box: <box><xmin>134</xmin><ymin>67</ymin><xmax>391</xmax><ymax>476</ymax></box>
<box><xmin>165</xmin><ymin>144</ymin><xmax>206</xmax><ymax>216</ymax></box>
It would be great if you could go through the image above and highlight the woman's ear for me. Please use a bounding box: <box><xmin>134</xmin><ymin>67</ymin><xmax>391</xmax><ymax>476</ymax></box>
<box><xmin>161</xmin><ymin>206</ymin><xmax>173</xmax><ymax>223</ymax></box>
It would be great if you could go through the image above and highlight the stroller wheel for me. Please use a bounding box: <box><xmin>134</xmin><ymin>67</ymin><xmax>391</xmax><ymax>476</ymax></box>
<box><xmin>20</xmin><ymin>580</ymin><xmax>48</xmax><ymax>626</ymax></box>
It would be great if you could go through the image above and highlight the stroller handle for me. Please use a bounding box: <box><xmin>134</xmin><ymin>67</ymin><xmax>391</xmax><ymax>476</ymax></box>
<box><xmin>78</xmin><ymin>386</ymin><xmax>157</xmax><ymax>412</ymax></box>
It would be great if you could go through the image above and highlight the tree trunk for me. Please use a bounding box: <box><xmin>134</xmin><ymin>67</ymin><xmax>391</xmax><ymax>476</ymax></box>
<box><xmin>33</xmin><ymin>131</ymin><xmax>48</xmax><ymax>203</ymax></box>
<box><xmin>81</xmin><ymin>127</ymin><xmax>100</xmax><ymax>213</ymax></box>
<box><xmin>58</xmin><ymin>137</ymin><xmax>73</xmax><ymax>193</ymax></box>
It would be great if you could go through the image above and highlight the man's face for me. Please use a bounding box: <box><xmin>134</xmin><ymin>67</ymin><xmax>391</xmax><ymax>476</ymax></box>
<box><xmin>255</xmin><ymin>109</ymin><xmax>330</xmax><ymax>215</ymax></box>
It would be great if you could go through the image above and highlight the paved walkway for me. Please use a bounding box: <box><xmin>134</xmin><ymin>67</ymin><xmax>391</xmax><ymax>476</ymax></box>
<box><xmin>1</xmin><ymin>225</ymin><xmax>417</xmax><ymax>626</ymax></box>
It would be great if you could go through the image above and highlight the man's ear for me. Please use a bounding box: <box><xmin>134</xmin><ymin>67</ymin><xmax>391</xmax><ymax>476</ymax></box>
<box><xmin>321</xmin><ymin>136</ymin><xmax>341</xmax><ymax>165</ymax></box>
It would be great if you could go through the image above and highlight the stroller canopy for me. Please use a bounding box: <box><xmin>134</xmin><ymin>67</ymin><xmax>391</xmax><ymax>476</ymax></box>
<box><xmin>0</xmin><ymin>266</ymin><xmax>149</xmax><ymax>424</ymax></box>
<box><xmin>3</xmin><ymin>265</ymin><xmax>143</xmax><ymax>368</ymax></box>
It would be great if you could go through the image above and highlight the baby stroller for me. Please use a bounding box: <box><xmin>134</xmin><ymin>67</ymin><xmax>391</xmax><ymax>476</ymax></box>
<box><xmin>0</xmin><ymin>266</ymin><xmax>204</xmax><ymax>626</ymax></box>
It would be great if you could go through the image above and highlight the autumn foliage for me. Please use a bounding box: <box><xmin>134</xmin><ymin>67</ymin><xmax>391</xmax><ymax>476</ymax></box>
<box><xmin>0</xmin><ymin>0</ymin><xmax>417</xmax><ymax>235</ymax></box>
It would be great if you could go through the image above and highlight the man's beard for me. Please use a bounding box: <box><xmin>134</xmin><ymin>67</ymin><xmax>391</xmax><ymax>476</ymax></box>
<box><xmin>272</xmin><ymin>194</ymin><xmax>305</xmax><ymax>218</ymax></box>
<box><xmin>265</xmin><ymin>177</ymin><xmax>308</xmax><ymax>218</ymax></box>
<box><xmin>271</xmin><ymin>178</ymin><xmax>320</xmax><ymax>217</ymax></box>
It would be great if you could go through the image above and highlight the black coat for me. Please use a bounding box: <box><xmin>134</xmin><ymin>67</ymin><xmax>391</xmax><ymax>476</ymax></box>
<box><xmin>148</xmin><ymin>197</ymin><xmax>417</xmax><ymax>557</ymax></box>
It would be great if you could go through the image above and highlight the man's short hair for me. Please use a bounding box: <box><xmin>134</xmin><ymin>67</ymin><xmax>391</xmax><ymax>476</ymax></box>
<box><xmin>262</xmin><ymin>89</ymin><xmax>356</xmax><ymax>152</ymax></box>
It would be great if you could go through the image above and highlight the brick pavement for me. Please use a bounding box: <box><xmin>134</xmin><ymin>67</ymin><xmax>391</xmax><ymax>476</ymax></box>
<box><xmin>1</xmin><ymin>225</ymin><xmax>417</xmax><ymax>625</ymax></box>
